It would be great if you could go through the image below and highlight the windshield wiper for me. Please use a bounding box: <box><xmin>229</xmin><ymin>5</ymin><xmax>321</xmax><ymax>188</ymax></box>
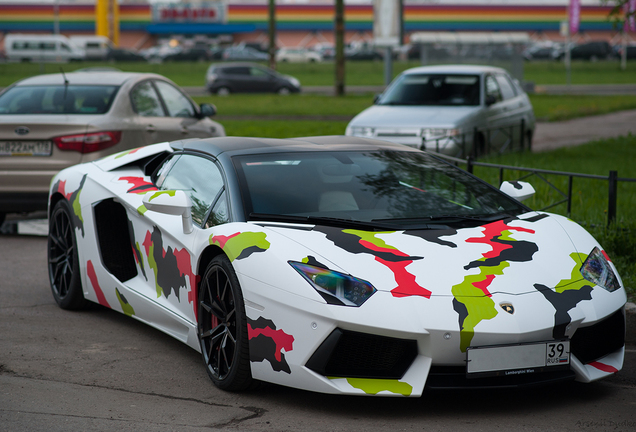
<box><xmin>372</xmin><ymin>213</ymin><xmax>511</xmax><ymax>227</ymax></box>
<box><xmin>426</xmin><ymin>213</ymin><xmax>512</xmax><ymax>223</ymax></box>
<box><xmin>249</xmin><ymin>213</ymin><xmax>397</xmax><ymax>231</ymax></box>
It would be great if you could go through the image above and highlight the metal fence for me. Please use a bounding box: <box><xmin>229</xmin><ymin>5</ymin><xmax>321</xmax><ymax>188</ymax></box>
<box><xmin>431</xmin><ymin>152</ymin><xmax>636</xmax><ymax>227</ymax></box>
<box><xmin>426</xmin><ymin>119</ymin><xmax>530</xmax><ymax>158</ymax></box>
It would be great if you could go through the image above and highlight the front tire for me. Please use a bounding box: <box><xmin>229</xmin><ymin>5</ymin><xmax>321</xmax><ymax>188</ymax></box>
<box><xmin>48</xmin><ymin>199</ymin><xmax>86</xmax><ymax>310</ymax></box>
<box><xmin>198</xmin><ymin>255</ymin><xmax>253</xmax><ymax>391</ymax></box>
<box><xmin>277</xmin><ymin>87</ymin><xmax>291</xmax><ymax>95</ymax></box>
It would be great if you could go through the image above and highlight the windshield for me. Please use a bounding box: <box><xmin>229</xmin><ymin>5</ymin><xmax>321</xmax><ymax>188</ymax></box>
<box><xmin>234</xmin><ymin>150</ymin><xmax>526</xmax><ymax>228</ymax></box>
<box><xmin>0</xmin><ymin>85</ymin><xmax>119</xmax><ymax>114</ymax></box>
<box><xmin>377</xmin><ymin>74</ymin><xmax>480</xmax><ymax>106</ymax></box>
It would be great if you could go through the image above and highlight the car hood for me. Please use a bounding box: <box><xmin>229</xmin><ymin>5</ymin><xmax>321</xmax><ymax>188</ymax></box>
<box><xmin>256</xmin><ymin>212</ymin><xmax>599</xmax><ymax>299</ymax></box>
<box><xmin>348</xmin><ymin>105</ymin><xmax>481</xmax><ymax>128</ymax></box>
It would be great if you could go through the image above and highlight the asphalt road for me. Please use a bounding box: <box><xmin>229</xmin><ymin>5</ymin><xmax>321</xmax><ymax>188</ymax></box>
<box><xmin>1</xmin><ymin>235</ymin><xmax>635</xmax><ymax>432</ymax></box>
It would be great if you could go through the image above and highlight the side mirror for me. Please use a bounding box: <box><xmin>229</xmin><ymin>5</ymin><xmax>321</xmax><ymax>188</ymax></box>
<box><xmin>142</xmin><ymin>190</ymin><xmax>193</xmax><ymax>234</ymax></box>
<box><xmin>500</xmin><ymin>181</ymin><xmax>535</xmax><ymax>202</ymax></box>
<box><xmin>485</xmin><ymin>94</ymin><xmax>497</xmax><ymax>106</ymax></box>
<box><xmin>373</xmin><ymin>94</ymin><xmax>382</xmax><ymax>104</ymax></box>
<box><xmin>199</xmin><ymin>103</ymin><xmax>217</xmax><ymax>118</ymax></box>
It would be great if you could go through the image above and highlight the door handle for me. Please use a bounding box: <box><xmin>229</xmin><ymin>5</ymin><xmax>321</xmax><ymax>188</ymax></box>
<box><xmin>146</xmin><ymin>125</ymin><xmax>156</xmax><ymax>133</ymax></box>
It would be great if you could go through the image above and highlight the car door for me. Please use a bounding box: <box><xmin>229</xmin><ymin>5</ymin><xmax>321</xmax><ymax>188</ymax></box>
<box><xmin>130</xmin><ymin>79</ymin><xmax>212</xmax><ymax>143</ymax></box>
<box><xmin>131</xmin><ymin>152</ymin><xmax>228</xmax><ymax>323</ymax></box>
<box><xmin>493</xmin><ymin>73</ymin><xmax>528</xmax><ymax>151</ymax></box>
<box><xmin>483</xmin><ymin>74</ymin><xmax>517</xmax><ymax>153</ymax></box>
<box><xmin>248</xmin><ymin>66</ymin><xmax>277</xmax><ymax>92</ymax></box>
<box><xmin>221</xmin><ymin>66</ymin><xmax>254</xmax><ymax>92</ymax></box>
<box><xmin>152</xmin><ymin>80</ymin><xmax>219</xmax><ymax>138</ymax></box>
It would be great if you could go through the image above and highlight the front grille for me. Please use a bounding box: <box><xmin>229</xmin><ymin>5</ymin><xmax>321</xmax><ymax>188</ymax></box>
<box><xmin>305</xmin><ymin>329</ymin><xmax>418</xmax><ymax>379</ymax></box>
<box><xmin>571</xmin><ymin>309</ymin><xmax>625</xmax><ymax>365</ymax></box>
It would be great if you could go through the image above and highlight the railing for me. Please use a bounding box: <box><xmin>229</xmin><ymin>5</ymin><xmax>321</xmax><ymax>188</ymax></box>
<box><xmin>426</xmin><ymin>119</ymin><xmax>530</xmax><ymax>158</ymax></box>
<box><xmin>431</xmin><ymin>152</ymin><xmax>636</xmax><ymax>227</ymax></box>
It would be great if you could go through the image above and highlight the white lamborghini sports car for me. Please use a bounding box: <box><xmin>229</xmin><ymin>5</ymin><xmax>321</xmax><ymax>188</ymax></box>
<box><xmin>47</xmin><ymin>136</ymin><xmax>627</xmax><ymax>396</ymax></box>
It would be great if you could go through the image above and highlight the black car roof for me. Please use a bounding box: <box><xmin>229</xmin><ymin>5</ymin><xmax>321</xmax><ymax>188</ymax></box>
<box><xmin>171</xmin><ymin>136</ymin><xmax>416</xmax><ymax>158</ymax></box>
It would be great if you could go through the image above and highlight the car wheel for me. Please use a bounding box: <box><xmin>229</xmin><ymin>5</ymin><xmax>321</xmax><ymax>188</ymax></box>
<box><xmin>48</xmin><ymin>199</ymin><xmax>86</xmax><ymax>310</ymax></box>
<box><xmin>277</xmin><ymin>87</ymin><xmax>291</xmax><ymax>95</ymax></box>
<box><xmin>216</xmin><ymin>87</ymin><xmax>231</xmax><ymax>96</ymax></box>
<box><xmin>198</xmin><ymin>255</ymin><xmax>253</xmax><ymax>391</ymax></box>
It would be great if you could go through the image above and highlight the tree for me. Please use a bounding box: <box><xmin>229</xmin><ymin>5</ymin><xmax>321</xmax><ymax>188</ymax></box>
<box><xmin>602</xmin><ymin>0</ymin><xmax>635</xmax><ymax>27</ymax></box>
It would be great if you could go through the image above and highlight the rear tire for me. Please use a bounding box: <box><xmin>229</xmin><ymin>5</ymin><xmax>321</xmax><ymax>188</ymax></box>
<box><xmin>216</xmin><ymin>87</ymin><xmax>230</xmax><ymax>96</ymax></box>
<box><xmin>198</xmin><ymin>255</ymin><xmax>253</xmax><ymax>391</ymax></box>
<box><xmin>48</xmin><ymin>200</ymin><xmax>86</xmax><ymax>310</ymax></box>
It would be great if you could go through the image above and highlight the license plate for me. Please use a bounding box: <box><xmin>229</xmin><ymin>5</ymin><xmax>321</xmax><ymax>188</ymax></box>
<box><xmin>466</xmin><ymin>340</ymin><xmax>570</xmax><ymax>378</ymax></box>
<box><xmin>0</xmin><ymin>140</ymin><xmax>52</xmax><ymax>156</ymax></box>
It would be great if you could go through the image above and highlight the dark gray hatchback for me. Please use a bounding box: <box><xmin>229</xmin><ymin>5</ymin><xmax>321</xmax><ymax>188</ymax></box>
<box><xmin>205</xmin><ymin>62</ymin><xmax>301</xmax><ymax>95</ymax></box>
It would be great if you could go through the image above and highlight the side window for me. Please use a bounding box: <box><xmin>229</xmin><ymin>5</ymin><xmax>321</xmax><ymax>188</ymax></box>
<box><xmin>157</xmin><ymin>154</ymin><xmax>225</xmax><ymax>227</ymax></box>
<box><xmin>485</xmin><ymin>75</ymin><xmax>502</xmax><ymax>104</ymax></box>
<box><xmin>154</xmin><ymin>81</ymin><xmax>196</xmax><ymax>118</ymax></box>
<box><xmin>206</xmin><ymin>191</ymin><xmax>229</xmax><ymax>228</ymax></box>
<box><xmin>250</xmin><ymin>67</ymin><xmax>268</xmax><ymax>78</ymax></box>
<box><xmin>495</xmin><ymin>74</ymin><xmax>517</xmax><ymax>100</ymax></box>
<box><xmin>130</xmin><ymin>81</ymin><xmax>165</xmax><ymax>117</ymax></box>
<box><xmin>224</xmin><ymin>67</ymin><xmax>250</xmax><ymax>75</ymax></box>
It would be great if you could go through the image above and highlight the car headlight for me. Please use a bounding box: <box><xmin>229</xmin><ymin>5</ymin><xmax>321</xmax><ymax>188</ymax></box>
<box><xmin>349</xmin><ymin>127</ymin><xmax>375</xmax><ymax>138</ymax></box>
<box><xmin>285</xmin><ymin>76</ymin><xmax>301</xmax><ymax>88</ymax></box>
<box><xmin>421</xmin><ymin>128</ymin><xmax>462</xmax><ymax>139</ymax></box>
<box><xmin>580</xmin><ymin>247</ymin><xmax>621</xmax><ymax>292</ymax></box>
<box><xmin>289</xmin><ymin>261</ymin><xmax>376</xmax><ymax>306</ymax></box>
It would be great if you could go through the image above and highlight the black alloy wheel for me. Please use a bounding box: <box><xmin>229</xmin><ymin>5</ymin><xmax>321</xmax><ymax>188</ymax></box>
<box><xmin>198</xmin><ymin>255</ymin><xmax>253</xmax><ymax>390</ymax></box>
<box><xmin>48</xmin><ymin>200</ymin><xmax>86</xmax><ymax>310</ymax></box>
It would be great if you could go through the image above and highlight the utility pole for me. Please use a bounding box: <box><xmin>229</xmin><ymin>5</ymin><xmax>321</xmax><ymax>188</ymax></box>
<box><xmin>268</xmin><ymin>0</ymin><xmax>276</xmax><ymax>70</ymax></box>
<box><xmin>334</xmin><ymin>0</ymin><xmax>345</xmax><ymax>96</ymax></box>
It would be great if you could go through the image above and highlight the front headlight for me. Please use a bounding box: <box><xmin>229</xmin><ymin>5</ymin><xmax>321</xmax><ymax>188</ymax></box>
<box><xmin>421</xmin><ymin>128</ymin><xmax>462</xmax><ymax>139</ymax></box>
<box><xmin>286</xmin><ymin>76</ymin><xmax>301</xmax><ymax>88</ymax></box>
<box><xmin>349</xmin><ymin>126</ymin><xmax>375</xmax><ymax>138</ymax></box>
<box><xmin>580</xmin><ymin>247</ymin><xmax>621</xmax><ymax>292</ymax></box>
<box><xmin>289</xmin><ymin>261</ymin><xmax>376</xmax><ymax>306</ymax></box>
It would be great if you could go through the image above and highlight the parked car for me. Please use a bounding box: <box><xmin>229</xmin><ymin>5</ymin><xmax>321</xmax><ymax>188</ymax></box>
<box><xmin>346</xmin><ymin>65</ymin><xmax>535</xmax><ymax>157</ymax></box>
<box><xmin>557</xmin><ymin>41</ymin><xmax>615</xmax><ymax>61</ymax></box>
<box><xmin>523</xmin><ymin>44</ymin><xmax>560</xmax><ymax>61</ymax></box>
<box><xmin>205</xmin><ymin>62</ymin><xmax>301</xmax><ymax>95</ymax></box>
<box><xmin>160</xmin><ymin>47</ymin><xmax>213</xmax><ymax>62</ymax></box>
<box><xmin>47</xmin><ymin>135</ymin><xmax>626</xmax><ymax>395</ymax></box>
<box><xmin>69</xmin><ymin>35</ymin><xmax>113</xmax><ymax>61</ymax></box>
<box><xmin>222</xmin><ymin>45</ymin><xmax>269</xmax><ymax>62</ymax></box>
<box><xmin>0</xmin><ymin>71</ymin><xmax>224</xmax><ymax>223</ymax></box>
<box><xmin>345</xmin><ymin>47</ymin><xmax>383</xmax><ymax>61</ymax></box>
<box><xmin>105</xmin><ymin>48</ymin><xmax>146</xmax><ymax>62</ymax></box>
<box><xmin>276</xmin><ymin>47</ymin><xmax>322</xmax><ymax>63</ymax></box>
<box><xmin>4</xmin><ymin>33</ymin><xmax>85</xmax><ymax>63</ymax></box>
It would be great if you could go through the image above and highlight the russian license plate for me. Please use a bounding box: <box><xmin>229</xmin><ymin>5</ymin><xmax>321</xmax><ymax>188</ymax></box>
<box><xmin>466</xmin><ymin>340</ymin><xmax>570</xmax><ymax>378</ymax></box>
<box><xmin>0</xmin><ymin>140</ymin><xmax>52</xmax><ymax>156</ymax></box>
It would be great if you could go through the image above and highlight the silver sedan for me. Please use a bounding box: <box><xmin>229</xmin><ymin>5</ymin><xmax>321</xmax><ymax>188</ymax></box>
<box><xmin>346</xmin><ymin>65</ymin><xmax>535</xmax><ymax>157</ymax></box>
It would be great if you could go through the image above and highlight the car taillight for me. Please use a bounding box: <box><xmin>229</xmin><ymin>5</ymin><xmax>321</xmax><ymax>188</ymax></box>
<box><xmin>53</xmin><ymin>131</ymin><xmax>122</xmax><ymax>154</ymax></box>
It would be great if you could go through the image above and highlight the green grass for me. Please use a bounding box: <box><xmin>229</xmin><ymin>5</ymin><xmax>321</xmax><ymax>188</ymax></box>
<box><xmin>194</xmin><ymin>93</ymin><xmax>636</xmax><ymax>122</ymax></box>
<box><xmin>3</xmin><ymin>58</ymin><xmax>636</xmax><ymax>87</ymax></box>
